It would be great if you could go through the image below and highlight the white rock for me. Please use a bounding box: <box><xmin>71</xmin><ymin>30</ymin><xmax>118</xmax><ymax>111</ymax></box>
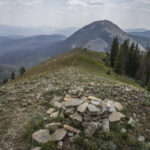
<box><xmin>32</xmin><ymin>129</ymin><xmax>50</xmax><ymax>144</ymax></box>
<box><xmin>69</xmin><ymin>112</ymin><xmax>82</xmax><ymax>122</ymax></box>
<box><xmin>109</xmin><ymin>112</ymin><xmax>125</xmax><ymax>122</ymax></box>
<box><xmin>50</xmin><ymin>128</ymin><xmax>67</xmax><ymax>141</ymax></box>
<box><xmin>121</xmin><ymin>128</ymin><xmax>127</xmax><ymax>133</ymax></box>
<box><xmin>138</xmin><ymin>135</ymin><xmax>145</xmax><ymax>142</ymax></box>
<box><xmin>77</xmin><ymin>102</ymin><xmax>88</xmax><ymax>113</ymax></box>
<box><xmin>46</xmin><ymin>108</ymin><xmax>55</xmax><ymax>115</ymax></box>
<box><xmin>64</xmin><ymin>98</ymin><xmax>84</xmax><ymax>107</ymax></box>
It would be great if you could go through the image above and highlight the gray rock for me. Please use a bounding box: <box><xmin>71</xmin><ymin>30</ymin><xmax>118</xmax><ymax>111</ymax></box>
<box><xmin>70</xmin><ymin>112</ymin><xmax>82</xmax><ymax>122</ymax></box>
<box><xmin>46</xmin><ymin>108</ymin><xmax>55</xmax><ymax>115</ymax></box>
<box><xmin>64</xmin><ymin>98</ymin><xmax>84</xmax><ymax>107</ymax></box>
<box><xmin>138</xmin><ymin>135</ymin><xmax>145</xmax><ymax>142</ymax></box>
<box><xmin>50</xmin><ymin>111</ymin><xmax>59</xmax><ymax>118</ymax></box>
<box><xmin>58</xmin><ymin>141</ymin><xmax>63</xmax><ymax>149</ymax></box>
<box><xmin>85</xmin><ymin>122</ymin><xmax>101</xmax><ymax>137</ymax></box>
<box><xmin>88</xmin><ymin>104</ymin><xmax>99</xmax><ymax>112</ymax></box>
<box><xmin>77</xmin><ymin>102</ymin><xmax>88</xmax><ymax>113</ymax></box>
<box><xmin>50</xmin><ymin>97</ymin><xmax>62</xmax><ymax>104</ymax></box>
<box><xmin>121</xmin><ymin>128</ymin><xmax>126</xmax><ymax>133</ymax></box>
<box><xmin>32</xmin><ymin>129</ymin><xmax>50</xmax><ymax>144</ymax></box>
<box><xmin>45</xmin><ymin>122</ymin><xmax>62</xmax><ymax>131</ymax></box>
<box><xmin>54</xmin><ymin>102</ymin><xmax>63</xmax><ymax>108</ymax></box>
<box><xmin>90</xmin><ymin>100</ymin><xmax>101</xmax><ymax>106</ymax></box>
<box><xmin>102</xmin><ymin>118</ymin><xmax>109</xmax><ymax>132</ymax></box>
<box><xmin>128</xmin><ymin>117</ymin><xmax>136</xmax><ymax>127</ymax></box>
<box><xmin>109</xmin><ymin>112</ymin><xmax>125</xmax><ymax>122</ymax></box>
<box><xmin>65</xmin><ymin>107</ymin><xmax>75</xmax><ymax>115</ymax></box>
<box><xmin>50</xmin><ymin>128</ymin><xmax>67</xmax><ymax>141</ymax></box>
<box><xmin>32</xmin><ymin>147</ymin><xmax>41</xmax><ymax>150</ymax></box>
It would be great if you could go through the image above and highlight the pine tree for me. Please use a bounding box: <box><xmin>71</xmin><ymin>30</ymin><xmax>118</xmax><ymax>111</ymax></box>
<box><xmin>110</xmin><ymin>37</ymin><xmax>119</xmax><ymax>67</ymax></box>
<box><xmin>11</xmin><ymin>72</ymin><xmax>15</xmax><ymax>80</ymax></box>
<box><xmin>19</xmin><ymin>66</ymin><xmax>26</xmax><ymax>76</ymax></box>
<box><xmin>114</xmin><ymin>44</ymin><xmax>124</xmax><ymax>75</ymax></box>
<box><xmin>3</xmin><ymin>78</ymin><xmax>8</xmax><ymax>84</ymax></box>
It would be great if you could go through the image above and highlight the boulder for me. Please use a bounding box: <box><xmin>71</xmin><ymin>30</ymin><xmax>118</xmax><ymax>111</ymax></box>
<box><xmin>32</xmin><ymin>129</ymin><xmax>50</xmax><ymax>144</ymax></box>
<box><xmin>50</xmin><ymin>128</ymin><xmax>67</xmax><ymax>141</ymax></box>
<box><xmin>64</xmin><ymin>98</ymin><xmax>84</xmax><ymax>107</ymax></box>
<box><xmin>46</xmin><ymin>108</ymin><xmax>55</xmax><ymax>115</ymax></box>
<box><xmin>70</xmin><ymin>112</ymin><xmax>82</xmax><ymax>122</ymax></box>
<box><xmin>77</xmin><ymin>102</ymin><xmax>88</xmax><ymax>113</ymax></box>
<box><xmin>109</xmin><ymin>112</ymin><xmax>125</xmax><ymax>122</ymax></box>
<box><xmin>64</xmin><ymin>124</ymin><xmax>80</xmax><ymax>134</ymax></box>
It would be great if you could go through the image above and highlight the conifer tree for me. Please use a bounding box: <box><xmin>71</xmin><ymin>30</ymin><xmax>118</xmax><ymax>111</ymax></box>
<box><xmin>19</xmin><ymin>66</ymin><xmax>26</xmax><ymax>76</ymax></box>
<box><xmin>3</xmin><ymin>78</ymin><xmax>8</xmax><ymax>84</ymax></box>
<box><xmin>11</xmin><ymin>72</ymin><xmax>15</xmax><ymax>80</ymax></box>
<box><xmin>110</xmin><ymin>37</ymin><xmax>119</xmax><ymax>67</ymax></box>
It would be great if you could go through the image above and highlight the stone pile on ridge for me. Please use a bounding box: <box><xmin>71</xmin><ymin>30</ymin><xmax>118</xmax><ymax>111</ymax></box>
<box><xmin>32</xmin><ymin>94</ymin><xmax>125</xmax><ymax>149</ymax></box>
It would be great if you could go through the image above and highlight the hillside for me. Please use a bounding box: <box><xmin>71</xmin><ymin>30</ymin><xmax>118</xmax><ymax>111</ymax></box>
<box><xmin>0</xmin><ymin>49</ymin><xmax>150</xmax><ymax>150</ymax></box>
<box><xmin>0</xmin><ymin>20</ymin><xmax>145</xmax><ymax>69</ymax></box>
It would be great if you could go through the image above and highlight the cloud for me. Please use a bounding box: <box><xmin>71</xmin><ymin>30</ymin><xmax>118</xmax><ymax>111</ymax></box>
<box><xmin>68</xmin><ymin>0</ymin><xmax>105</xmax><ymax>7</ymax></box>
<box><xmin>0</xmin><ymin>0</ymin><xmax>44</xmax><ymax>6</ymax></box>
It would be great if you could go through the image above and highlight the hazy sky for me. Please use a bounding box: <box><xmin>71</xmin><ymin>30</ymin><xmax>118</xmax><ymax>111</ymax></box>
<box><xmin>0</xmin><ymin>0</ymin><xmax>150</xmax><ymax>29</ymax></box>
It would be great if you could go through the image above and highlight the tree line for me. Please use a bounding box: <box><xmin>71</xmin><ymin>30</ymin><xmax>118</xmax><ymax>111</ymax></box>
<box><xmin>3</xmin><ymin>66</ymin><xmax>26</xmax><ymax>85</ymax></box>
<box><xmin>108</xmin><ymin>37</ymin><xmax>150</xmax><ymax>90</ymax></box>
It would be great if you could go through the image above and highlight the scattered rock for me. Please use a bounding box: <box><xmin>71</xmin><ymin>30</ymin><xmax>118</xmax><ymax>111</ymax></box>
<box><xmin>109</xmin><ymin>112</ymin><xmax>125</xmax><ymax>122</ymax></box>
<box><xmin>70</xmin><ymin>112</ymin><xmax>82</xmax><ymax>122</ymax></box>
<box><xmin>32</xmin><ymin>129</ymin><xmax>50</xmax><ymax>144</ymax></box>
<box><xmin>64</xmin><ymin>124</ymin><xmax>80</xmax><ymax>134</ymax></box>
<box><xmin>138</xmin><ymin>135</ymin><xmax>145</xmax><ymax>142</ymax></box>
<box><xmin>58</xmin><ymin>141</ymin><xmax>63</xmax><ymax>149</ymax></box>
<box><xmin>65</xmin><ymin>107</ymin><xmax>75</xmax><ymax>115</ymax></box>
<box><xmin>85</xmin><ymin>122</ymin><xmax>101</xmax><ymax>137</ymax></box>
<box><xmin>54</xmin><ymin>102</ymin><xmax>63</xmax><ymax>108</ymax></box>
<box><xmin>88</xmin><ymin>104</ymin><xmax>99</xmax><ymax>112</ymax></box>
<box><xmin>64</xmin><ymin>98</ymin><xmax>84</xmax><ymax>107</ymax></box>
<box><xmin>113</xmin><ymin>102</ymin><xmax>123</xmax><ymax>111</ymax></box>
<box><xmin>50</xmin><ymin>128</ymin><xmax>67</xmax><ymax>141</ymax></box>
<box><xmin>32</xmin><ymin>147</ymin><xmax>41</xmax><ymax>150</ymax></box>
<box><xmin>88</xmin><ymin>96</ymin><xmax>101</xmax><ymax>101</ymax></box>
<box><xmin>91</xmin><ymin>100</ymin><xmax>101</xmax><ymax>106</ymax></box>
<box><xmin>77</xmin><ymin>102</ymin><xmax>88</xmax><ymax>113</ymax></box>
<box><xmin>128</xmin><ymin>117</ymin><xmax>136</xmax><ymax>127</ymax></box>
<box><xmin>50</xmin><ymin>111</ymin><xmax>59</xmax><ymax>118</ymax></box>
<box><xmin>50</xmin><ymin>97</ymin><xmax>62</xmax><ymax>104</ymax></box>
<box><xmin>102</xmin><ymin>118</ymin><xmax>110</xmax><ymax>132</ymax></box>
<box><xmin>45</xmin><ymin>123</ymin><xmax>62</xmax><ymax>131</ymax></box>
<box><xmin>46</xmin><ymin>108</ymin><xmax>55</xmax><ymax>115</ymax></box>
<box><xmin>121</xmin><ymin>128</ymin><xmax>126</xmax><ymax>133</ymax></box>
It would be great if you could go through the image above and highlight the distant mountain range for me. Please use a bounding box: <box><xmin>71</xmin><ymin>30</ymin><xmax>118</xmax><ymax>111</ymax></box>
<box><xmin>124</xmin><ymin>28</ymin><xmax>149</xmax><ymax>33</ymax></box>
<box><xmin>0</xmin><ymin>20</ymin><xmax>145</xmax><ymax>68</ymax></box>
<box><xmin>0</xmin><ymin>25</ymin><xmax>78</xmax><ymax>37</ymax></box>
<box><xmin>128</xmin><ymin>31</ymin><xmax>150</xmax><ymax>38</ymax></box>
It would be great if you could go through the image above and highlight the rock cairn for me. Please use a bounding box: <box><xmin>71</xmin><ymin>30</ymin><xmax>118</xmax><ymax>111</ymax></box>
<box><xmin>32</xmin><ymin>94</ymin><xmax>125</xmax><ymax>149</ymax></box>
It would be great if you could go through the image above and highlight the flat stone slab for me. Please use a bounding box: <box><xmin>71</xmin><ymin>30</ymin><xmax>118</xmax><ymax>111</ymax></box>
<box><xmin>50</xmin><ymin>128</ymin><xmax>67</xmax><ymax>141</ymax></box>
<box><xmin>70</xmin><ymin>112</ymin><xmax>82</xmax><ymax>122</ymax></box>
<box><xmin>64</xmin><ymin>124</ymin><xmax>80</xmax><ymax>134</ymax></box>
<box><xmin>88</xmin><ymin>104</ymin><xmax>99</xmax><ymax>112</ymax></box>
<box><xmin>109</xmin><ymin>112</ymin><xmax>125</xmax><ymax>122</ymax></box>
<box><xmin>50</xmin><ymin>111</ymin><xmax>59</xmax><ymax>118</ymax></box>
<box><xmin>50</xmin><ymin>97</ymin><xmax>62</xmax><ymax>104</ymax></box>
<box><xmin>45</xmin><ymin>122</ymin><xmax>62</xmax><ymax>131</ymax></box>
<box><xmin>64</xmin><ymin>98</ymin><xmax>84</xmax><ymax>107</ymax></box>
<box><xmin>91</xmin><ymin>100</ymin><xmax>101</xmax><ymax>106</ymax></box>
<box><xmin>88</xmin><ymin>96</ymin><xmax>102</xmax><ymax>102</ymax></box>
<box><xmin>77</xmin><ymin>102</ymin><xmax>88</xmax><ymax>113</ymax></box>
<box><xmin>32</xmin><ymin>129</ymin><xmax>50</xmax><ymax>144</ymax></box>
<box><xmin>54</xmin><ymin>102</ymin><xmax>63</xmax><ymax>108</ymax></box>
<box><xmin>46</xmin><ymin>108</ymin><xmax>55</xmax><ymax>115</ymax></box>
